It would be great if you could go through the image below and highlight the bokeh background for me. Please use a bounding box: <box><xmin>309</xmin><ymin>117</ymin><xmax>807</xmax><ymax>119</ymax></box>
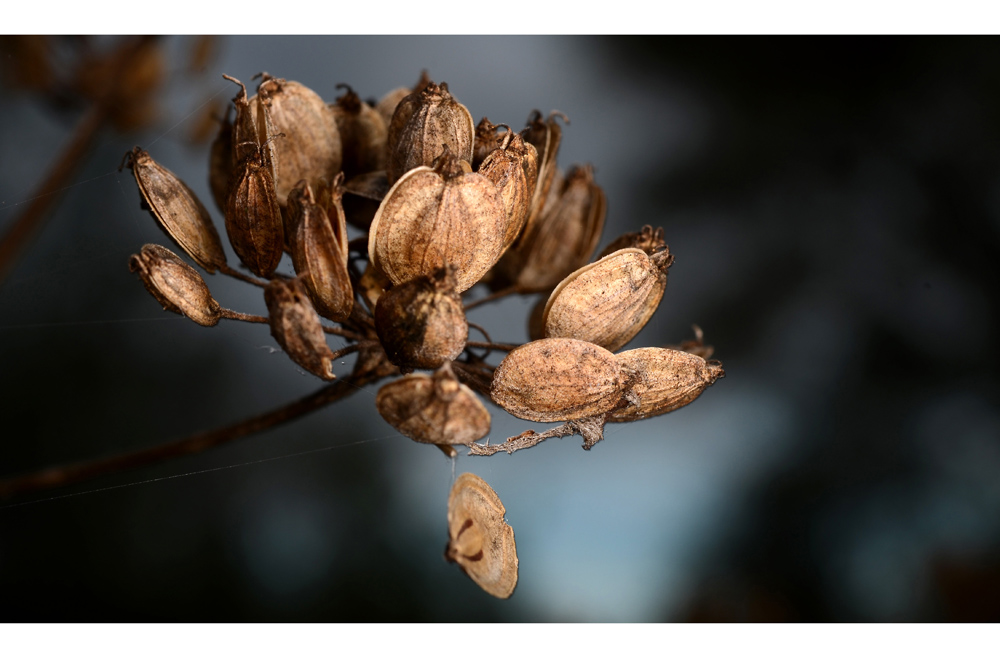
<box><xmin>1</xmin><ymin>36</ymin><xmax>999</xmax><ymax>621</ymax></box>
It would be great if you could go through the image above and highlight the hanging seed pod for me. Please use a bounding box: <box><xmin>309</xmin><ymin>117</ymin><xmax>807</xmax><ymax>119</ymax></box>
<box><xmin>225</xmin><ymin>137</ymin><xmax>285</xmax><ymax>278</ymax></box>
<box><xmin>331</xmin><ymin>84</ymin><xmax>387</xmax><ymax>178</ymax></box>
<box><xmin>472</xmin><ymin>117</ymin><xmax>502</xmax><ymax>170</ymax></box>
<box><xmin>376</xmin><ymin>363</ymin><xmax>491</xmax><ymax>446</ymax></box>
<box><xmin>477</xmin><ymin>128</ymin><xmax>539</xmax><ymax>251</ymax></box>
<box><xmin>369</xmin><ymin>145</ymin><xmax>506</xmax><ymax>293</ymax></box>
<box><xmin>491</xmin><ymin>337</ymin><xmax>624</xmax><ymax>422</ymax></box>
<box><xmin>121</xmin><ymin>147</ymin><xmax>227</xmax><ymax>274</ymax></box>
<box><xmin>542</xmin><ymin>247</ymin><xmax>673</xmax><ymax>352</ymax></box>
<box><xmin>373</xmin><ymin>266</ymin><xmax>468</xmax><ymax>371</ymax></box>
<box><xmin>129</xmin><ymin>244</ymin><xmax>221</xmax><ymax>327</ymax></box>
<box><xmin>520</xmin><ymin>110</ymin><xmax>566</xmax><ymax>238</ymax></box>
<box><xmin>386</xmin><ymin>80</ymin><xmax>474</xmax><ymax>184</ymax></box>
<box><xmin>376</xmin><ymin>69</ymin><xmax>432</xmax><ymax>127</ymax></box>
<box><xmin>597</xmin><ymin>224</ymin><xmax>667</xmax><ymax>260</ymax></box>
<box><xmin>264</xmin><ymin>277</ymin><xmax>336</xmax><ymax>381</ymax></box>
<box><xmin>208</xmin><ymin>107</ymin><xmax>233</xmax><ymax>214</ymax></box>
<box><xmin>610</xmin><ymin>348</ymin><xmax>725</xmax><ymax>422</ymax></box>
<box><xmin>341</xmin><ymin>170</ymin><xmax>390</xmax><ymax>230</ymax></box>
<box><xmin>446</xmin><ymin>473</ymin><xmax>518</xmax><ymax>599</ymax></box>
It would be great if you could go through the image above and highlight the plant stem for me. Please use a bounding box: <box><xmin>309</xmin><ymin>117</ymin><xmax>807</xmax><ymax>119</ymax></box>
<box><xmin>218</xmin><ymin>263</ymin><xmax>268</xmax><ymax>288</ymax></box>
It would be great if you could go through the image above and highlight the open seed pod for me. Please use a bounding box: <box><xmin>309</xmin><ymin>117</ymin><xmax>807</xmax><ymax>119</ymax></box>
<box><xmin>264</xmin><ymin>277</ymin><xmax>336</xmax><ymax>381</ymax></box>
<box><xmin>376</xmin><ymin>69</ymin><xmax>431</xmax><ymax>128</ymax></box>
<box><xmin>225</xmin><ymin>138</ymin><xmax>285</xmax><ymax>278</ymax></box>
<box><xmin>477</xmin><ymin>128</ymin><xmax>539</xmax><ymax>251</ymax></box>
<box><xmin>374</xmin><ymin>265</ymin><xmax>468</xmax><ymax>371</ymax></box>
<box><xmin>446</xmin><ymin>473</ymin><xmax>518</xmax><ymax>599</ymax></box>
<box><xmin>520</xmin><ymin>110</ymin><xmax>566</xmax><ymax>238</ymax></box>
<box><xmin>542</xmin><ymin>247</ymin><xmax>673</xmax><ymax>352</ymax></box>
<box><xmin>610</xmin><ymin>348</ymin><xmax>725</xmax><ymax>422</ymax></box>
<box><xmin>597</xmin><ymin>224</ymin><xmax>666</xmax><ymax>260</ymax></box>
<box><xmin>491</xmin><ymin>337</ymin><xmax>624</xmax><ymax>422</ymax></box>
<box><xmin>331</xmin><ymin>84</ymin><xmax>387</xmax><ymax>178</ymax></box>
<box><xmin>122</xmin><ymin>147</ymin><xmax>227</xmax><ymax>273</ymax></box>
<box><xmin>376</xmin><ymin>363</ymin><xmax>490</xmax><ymax>446</ymax></box>
<box><xmin>129</xmin><ymin>244</ymin><xmax>221</xmax><ymax>327</ymax></box>
<box><xmin>386</xmin><ymin>80</ymin><xmax>474</xmax><ymax>184</ymax></box>
<box><xmin>369</xmin><ymin>146</ymin><xmax>506</xmax><ymax>293</ymax></box>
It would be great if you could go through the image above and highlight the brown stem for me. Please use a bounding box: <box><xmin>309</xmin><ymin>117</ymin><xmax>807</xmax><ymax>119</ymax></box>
<box><xmin>463</xmin><ymin>284</ymin><xmax>551</xmax><ymax>311</ymax></box>
<box><xmin>465</xmin><ymin>340</ymin><xmax>519</xmax><ymax>352</ymax></box>
<box><xmin>218</xmin><ymin>263</ymin><xmax>268</xmax><ymax>288</ymax></box>
<box><xmin>467</xmin><ymin>415</ymin><xmax>607</xmax><ymax>456</ymax></box>
<box><xmin>218</xmin><ymin>309</ymin><xmax>366</xmax><ymax>341</ymax></box>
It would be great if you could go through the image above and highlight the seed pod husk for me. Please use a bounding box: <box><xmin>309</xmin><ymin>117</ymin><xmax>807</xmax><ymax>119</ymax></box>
<box><xmin>478</xmin><ymin>128</ymin><xmax>539</xmax><ymax>251</ymax></box>
<box><xmin>491</xmin><ymin>337</ymin><xmax>624</xmax><ymax>422</ymax></box>
<box><xmin>122</xmin><ymin>147</ymin><xmax>227</xmax><ymax>274</ymax></box>
<box><xmin>224</xmin><ymin>75</ymin><xmax>274</xmax><ymax>175</ymax></box>
<box><xmin>341</xmin><ymin>170</ymin><xmax>390</xmax><ymax>230</ymax></box>
<box><xmin>386</xmin><ymin>80</ymin><xmax>474</xmax><ymax>184</ymax></box>
<box><xmin>374</xmin><ymin>266</ymin><xmax>468</xmax><ymax>371</ymax></box>
<box><xmin>208</xmin><ymin>107</ymin><xmax>233</xmax><ymax>215</ymax></box>
<box><xmin>331</xmin><ymin>84</ymin><xmax>387</xmax><ymax>178</ymax></box>
<box><xmin>520</xmin><ymin>110</ymin><xmax>566</xmax><ymax>238</ymax></box>
<box><xmin>376</xmin><ymin>69</ymin><xmax>432</xmax><ymax>128</ymax></box>
<box><xmin>446</xmin><ymin>473</ymin><xmax>518</xmax><ymax>599</ymax></box>
<box><xmin>472</xmin><ymin>117</ymin><xmax>502</xmax><ymax>170</ymax></box>
<box><xmin>610</xmin><ymin>348</ymin><xmax>725</xmax><ymax>422</ymax></box>
<box><xmin>289</xmin><ymin>178</ymin><xmax>353</xmax><ymax>322</ymax></box>
<box><xmin>376</xmin><ymin>363</ymin><xmax>490</xmax><ymax>446</ymax></box>
<box><xmin>597</xmin><ymin>224</ymin><xmax>667</xmax><ymax>260</ymax></box>
<box><xmin>369</xmin><ymin>146</ymin><xmax>506</xmax><ymax>293</ymax></box>
<box><xmin>542</xmin><ymin>247</ymin><xmax>673</xmax><ymax>352</ymax></box>
<box><xmin>129</xmin><ymin>244</ymin><xmax>221</xmax><ymax>327</ymax></box>
<box><xmin>225</xmin><ymin>139</ymin><xmax>285</xmax><ymax>277</ymax></box>
<box><xmin>264</xmin><ymin>277</ymin><xmax>336</xmax><ymax>380</ymax></box>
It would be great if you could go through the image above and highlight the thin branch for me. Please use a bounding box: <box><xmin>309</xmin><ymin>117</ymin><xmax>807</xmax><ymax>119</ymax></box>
<box><xmin>465</xmin><ymin>340</ymin><xmax>519</xmax><ymax>352</ymax></box>
<box><xmin>218</xmin><ymin>308</ymin><xmax>366</xmax><ymax>341</ymax></box>
<box><xmin>462</xmin><ymin>284</ymin><xmax>549</xmax><ymax>311</ymax></box>
<box><xmin>467</xmin><ymin>416</ymin><xmax>607</xmax><ymax>456</ymax></box>
<box><xmin>218</xmin><ymin>263</ymin><xmax>268</xmax><ymax>288</ymax></box>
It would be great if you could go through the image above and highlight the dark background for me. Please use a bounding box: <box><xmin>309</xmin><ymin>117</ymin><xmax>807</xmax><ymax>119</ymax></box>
<box><xmin>0</xmin><ymin>36</ymin><xmax>998</xmax><ymax>621</ymax></box>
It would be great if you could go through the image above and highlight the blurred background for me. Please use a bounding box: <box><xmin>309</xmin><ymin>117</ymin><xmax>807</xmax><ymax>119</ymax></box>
<box><xmin>0</xmin><ymin>36</ymin><xmax>998</xmax><ymax>621</ymax></box>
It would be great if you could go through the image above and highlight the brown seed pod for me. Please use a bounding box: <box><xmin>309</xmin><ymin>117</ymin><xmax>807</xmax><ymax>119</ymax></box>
<box><xmin>207</xmin><ymin>107</ymin><xmax>233</xmax><ymax>215</ymax></box>
<box><xmin>264</xmin><ymin>277</ymin><xmax>336</xmax><ymax>381</ymax></box>
<box><xmin>369</xmin><ymin>146</ymin><xmax>506</xmax><ymax>293</ymax></box>
<box><xmin>224</xmin><ymin>75</ymin><xmax>274</xmax><ymax>176</ymax></box>
<box><xmin>375</xmin><ymin>363</ymin><xmax>490</xmax><ymax>446</ymax></box>
<box><xmin>374</xmin><ymin>266</ymin><xmax>468</xmax><ymax>371</ymax></box>
<box><xmin>129</xmin><ymin>244</ymin><xmax>221</xmax><ymax>327</ymax></box>
<box><xmin>610</xmin><ymin>348</ymin><xmax>725</xmax><ymax>422</ymax></box>
<box><xmin>121</xmin><ymin>147</ymin><xmax>227</xmax><ymax>274</ymax></box>
<box><xmin>477</xmin><ymin>128</ymin><xmax>539</xmax><ymax>251</ymax></box>
<box><xmin>375</xmin><ymin>69</ymin><xmax>432</xmax><ymax>128</ymax></box>
<box><xmin>520</xmin><ymin>110</ymin><xmax>566</xmax><ymax>238</ymax></box>
<box><xmin>597</xmin><ymin>225</ymin><xmax>667</xmax><ymax>260</ymax></box>
<box><xmin>331</xmin><ymin>84</ymin><xmax>387</xmax><ymax>178</ymax></box>
<box><xmin>289</xmin><ymin>178</ymin><xmax>353</xmax><ymax>322</ymax></box>
<box><xmin>225</xmin><ymin>138</ymin><xmax>285</xmax><ymax>278</ymax></box>
<box><xmin>472</xmin><ymin>117</ymin><xmax>502</xmax><ymax>170</ymax></box>
<box><xmin>542</xmin><ymin>247</ymin><xmax>673</xmax><ymax>352</ymax></box>
<box><xmin>386</xmin><ymin>80</ymin><xmax>474</xmax><ymax>184</ymax></box>
<box><xmin>491</xmin><ymin>337</ymin><xmax>624</xmax><ymax>422</ymax></box>
<box><xmin>445</xmin><ymin>473</ymin><xmax>518</xmax><ymax>599</ymax></box>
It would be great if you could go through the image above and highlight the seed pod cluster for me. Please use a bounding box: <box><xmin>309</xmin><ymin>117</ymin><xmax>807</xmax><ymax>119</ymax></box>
<box><xmin>446</xmin><ymin>473</ymin><xmax>518</xmax><ymax>599</ymax></box>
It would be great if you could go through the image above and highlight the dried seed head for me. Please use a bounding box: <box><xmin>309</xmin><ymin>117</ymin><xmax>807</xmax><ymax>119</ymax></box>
<box><xmin>610</xmin><ymin>347</ymin><xmax>725</xmax><ymax>422</ymax></box>
<box><xmin>472</xmin><ymin>117</ymin><xmax>502</xmax><ymax>170</ymax></box>
<box><xmin>264</xmin><ymin>277</ymin><xmax>336</xmax><ymax>380</ymax></box>
<box><xmin>376</xmin><ymin>363</ymin><xmax>490</xmax><ymax>446</ymax></box>
<box><xmin>369</xmin><ymin>145</ymin><xmax>507</xmax><ymax>293</ymax></box>
<box><xmin>225</xmin><ymin>138</ymin><xmax>285</xmax><ymax>278</ymax></box>
<box><xmin>129</xmin><ymin>244</ymin><xmax>221</xmax><ymax>327</ymax></box>
<box><xmin>491</xmin><ymin>337</ymin><xmax>624</xmax><ymax>422</ymax></box>
<box><xmin>477</xmin><ymin>128</ymin><xmax>540</xmax><ymax>251</ymax></box>
<box><xmin>542</xmin><ymin>247</ymin><xmax>673</xmax><ymax>352</ymax></box>
<box><xmin>341</xmin><ymin>170</ymin><xmax>390</xmax><ymax>231</ymax></box>
<box><xmin>376</xmin><ymin>70</ymin><xmax>432</xmax><ymax>128</ymax></box>
<box><xmin>122</xmin><ymin>147</ymin><xmax>227</xmax><ymax>274</ymax></box>
<box><xmin>445</xmin><ymin>473</ymin><xmax>518</xmax><ymax>599</ymax></box>
<box><xmin>597</xmin><ymin>224</ymin><xmax>667</xmax><ymax>260</ymax></box>
<box><xmin>520</xmin><ymin>110</ymin><xmax>566</xmax><ymax>238</ymax></box>
<box><xmin>208</xmin><ymin>107</ymin><xmax>233</xmax><ymax>215</ymax></box>
<box><xmin>374</xmin><ymin>266</ymin><xmax>468</xmax><ymax>371</ymax></box>
<box><xmin>331</xmin><ymin>84</ymin><xmax>387</xmax><ymax>178</ymax></box>
<box><xmin>386</xmin><ymin>80</ymin><xmax>474</xmax><ymax>184</ymax></box>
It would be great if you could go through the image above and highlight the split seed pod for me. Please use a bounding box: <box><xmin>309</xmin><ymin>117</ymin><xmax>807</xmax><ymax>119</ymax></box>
<box><xmin>386</xmin><ymin>80</ymin><xmax>474</xmax><ymax>184</ymax></box>
<box><xmin>477</xmin><ymin>128</ymin><xmax>539</xmax><ymax>251</ymax></box>
<box><xmin>369</xmin><ymin>146</ymin><xmax>506</xmax><ymax>293</ymax></box>
<box><xmin>331</xmin><ymin>84</ymin><xmax>387</xmax><ymax>178</ymax></box>
<box><xmin>374</xmin><ymin>266</ymin><xmax>468</xmax><ymax>371</ymax></box>
<box><xmin>122</xmin><ymin>147</ymin><xmax>227</xmax><ymax>273</ymax></box>
<box><xmin>225</xmin><ymin>138</ymin><xmax>285</xmax><ymax>277</ymax></box>
<box><xmin>376</xmin><ymin>363</ymin><xmax>490</xmax><ymax>446</ymax></box>
<box><xmin>376</xmin><ymin>70</ymin><xmax>432</xmax><ymax>128</ymax></box>
<box><xmin>542</xmin><ymin>247</ymin><xmax>673</xmax><ymax>352</ymax></box>
<box><xmin>264</xmin><ymin>278</ymin><xmax>336</xmax><ymax>381</ymax></box>
<box><xmin>610</xmin><ymin>348</ymin><xmax>725</xmax><ymax>422</ymax></box>
<box><xmin>446</xmin><ymin>473</ymin><xmax>518</xmax><ymax>599</ymax></box>
<box><xmin>129</xmin><ymin>244</ymin><xmax>221</xmax><ymax>327</ymax></box>
<box><xmin>491</xmin><ymin>337</ymin><xmax>624</xmax><ymax>422</ymax></box>
<box><xmin>520</xmin><ymin>110</ymin><xmax>566</xmax><ymax>237</ymax></box>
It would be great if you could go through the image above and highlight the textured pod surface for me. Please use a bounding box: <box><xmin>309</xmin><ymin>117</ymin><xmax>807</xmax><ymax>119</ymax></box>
<box><xmin>376</xmin><ymin>364</ymin><xmax>490</xmax><ymax>445</ymax></box>
<box><xmin>446</xmin><ymin>473</ymin><xmax>518</xmax><ymax>599</ymax></box>
<box><xmin>478</xmin><ymin>130</ymin><xmax>539</xmax><ymax>251</ymax></box>
<box><xmin>225</xmin><ymin>145</ymin><xmax>284</xmax><ymax>277</ymax></box>
<box><xmin>542</xmin><ymin>248</ymin><xmax>670</xmax><ymax>352</ymax></box>
<box><xmin>610</xmin><ymin>348</ymin><xmax>725</xmax><ymax>422</ymax></box>
<box><xmin>491</xmin><ymin>338</ymin><xmax>624</xmax><ymax>422</ymax></box>
<box><xmin>376</xmin><ymin>70</ymin><xmax>431</xmax><ymax>127</ymax></box>
<box><xmin>264</xmin><ymin>278</ymin><xmax>336</xmax><ymax>381</ymax></box>
<box><xmin>369</xmin><ymin>150</ymin><xmax>506</xmax><ymax>293</ymax></box>
<box><xmin>129</xmin><ymin>244</ymin><xmax>220</xmax><ymax>327</ymax></box>
<box><xmin>290</xmin><ymin>180</ymin><xmax>353</xmax><ymax>322</ymax></box>
<box><xmin>331</xmin><ymin>84</ymin><xmax>387</xmax><ymax>178</ymax></box>
<box><xmin>124</xmin><ymin>147</ymin><xmax>226</xmax><ymax>273</ymax></box>
<box><xmin>386</xmin><ymin>81</ymin><xmax>474</xmax><ymax>184</ymax></box>
<box><xmin>520</xmin><ymin>110</ymin><xmax>565</xmax><ymax>238</ymax></box>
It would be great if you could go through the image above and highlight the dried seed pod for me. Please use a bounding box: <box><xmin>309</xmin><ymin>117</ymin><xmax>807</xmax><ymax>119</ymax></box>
<box><xmin>610</xmin><ymin>348</ymin><xmax>725</xmax><ymax>422</ymax></box>
<box><xmin>542</xmin><ymin>247</ymin><xmax>673</xmax><ymax>352</ymax></box>
<box><xmin>374</xmin><ymin>266</ymin><xmax>468</xmax><ymax>371</ymax></box>
<box><xmin>386</xmin><ymin>80</ymin><xmax>474</xmax><ymax>184</ymax></box>
<box><xmin>129</xmin><ymin>244</ymin><xmax>221</xmax><ymax>327</ymax></box>
<box><xmin>208</xmin><ymin>107</ymin><xmax>233</xmax><ymax>214</ymax></box>
<box><xmin>122</xmin><ymin>147</ymin><xmax>227</xmax><ymax>274</ymax></box>
<box><xmin>446</xmin><ymin>473</ymin><xmax>518</xmax><ymax>599</ymax></box>
<box><xmin>369</xmin><ymin>146</ymin><xmax>506</xmax><ymax>293</ymax></box>
<box><xmin>520</xmin><ymin>110</ymin><xmax>566</xmax><ymax>238</ymax></box>
<box><xmin>224</xmin><ymin>75</ymin><xmax>274</xmax><ymax>174</ymax></box>
<box><xmin>376</xmin><ymin>69</ymin><xmax>432</xmax><ymax>128</ymax></box>
<box><xmin>478</xmin><ymin>128</ymin><xmax>539</xmax><ymax>251</ymax></box>
<box><xmin>264</xmin><ymin>277</ymin><xmax>336</xmax><ymax>381</ymax></box>
<box><xmin>331</xmin><ymin>84</ymin><xmax>387</xmax><ymax>178</ymax></box>
<box><xmin>225</xmin><ymin>138</ymin><xmax>285</xmax><ymax>277</ymax></box>
<box><xmin>472</xmin><ymin>117</ymin><xmax>502</xmax><ymax>170</ymax></box>
<box><xmin>289</xmin><ymin>178</ymin><xmax>353</xmax><ymax>322</ymax></box>
<box><xmin>597</xmin><ymin>225</ymin><xmax>666</xmax><ymax>260</ymax></box>
<box><xmin>376</xmin><ymin>363</ymin><xmax>490</xmax><ymax>446</ymax></box>
<box><xmin>491</xmin><ymin>337</ymin><xmax>624</xmax><ymax>422</ymax></box>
